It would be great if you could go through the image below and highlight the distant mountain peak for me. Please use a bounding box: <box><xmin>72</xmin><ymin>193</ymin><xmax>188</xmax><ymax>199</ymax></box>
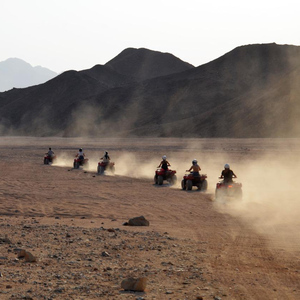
<box><xmin>0</xmin><ymin>58</ymin><xmax>57</xmax><ymax>92</ymax></box>
<box><xmin>105</xmin><ymin>47</ymin><xmax>194</xmax><ymax>80</ymax></box>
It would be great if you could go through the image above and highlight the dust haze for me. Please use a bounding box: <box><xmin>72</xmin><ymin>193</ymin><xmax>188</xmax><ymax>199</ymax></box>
<box><xmin>0</xmin><ymin>136</ymin><xmax>299</xmax><ymax>252</ymax></box>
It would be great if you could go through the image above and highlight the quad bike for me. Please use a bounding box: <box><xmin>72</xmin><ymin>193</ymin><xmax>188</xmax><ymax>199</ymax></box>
<box><xmin>97</xmin><ymin>161</ymin><xmax>115</xmax><ymax>175</ymax></box>
<box><xmin>181</xmin><ymin>173</ymin><xmax>208</xmax><ymax>191</ymax></box>
<box><xmin>73</xmin><ymin>157</ymin><xmax>89</xmax><ymax>169</ymax></box>
<box><xmin>215</xmin><ymin>178</ymin><xmax>242</xmax><ymax>200</ymax></box>
<box><xmin>154</xmin><ymin>168</ymin><xmax>177</xmax><ymax>185</ymax></box>
<box><xmin>44</xmin><ymin>154</ymin><xmax>56</xmax><ymax>165</ymax></box>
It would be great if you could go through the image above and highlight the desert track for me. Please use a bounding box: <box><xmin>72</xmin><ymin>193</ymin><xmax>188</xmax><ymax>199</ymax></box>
<box><xmin>0</xmin><ymin>137</ymin><xmax>299</xmax><ymax>299</ymax></box>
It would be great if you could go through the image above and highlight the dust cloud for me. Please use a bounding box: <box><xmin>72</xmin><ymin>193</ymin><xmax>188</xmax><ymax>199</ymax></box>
<box><xmin>212</xmin><ymin>152</ymin><xmax>300</xmax><ymax>251</ymax></box>
<box><xmin>37</xmin><ymin>136</ymin><xmax>300</xmax><ymax>251</ymax></box>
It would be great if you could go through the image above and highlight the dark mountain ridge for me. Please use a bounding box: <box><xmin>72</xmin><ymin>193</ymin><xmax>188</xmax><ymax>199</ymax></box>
<box><xmin>105</xmin><ymin>47</ymin><xmax>194</xmax><ymax>80</ymax></box>
<box><xmin>0</xmin><ymin>44</ymin><xmax>300</xmax><ymax>137</ymax></box>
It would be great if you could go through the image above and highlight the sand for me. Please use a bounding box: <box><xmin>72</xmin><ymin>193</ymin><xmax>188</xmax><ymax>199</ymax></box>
<box><xmin>0</xmin><ymin>137</ymin><xmax>299</xmax><ymax>299</ymax></box>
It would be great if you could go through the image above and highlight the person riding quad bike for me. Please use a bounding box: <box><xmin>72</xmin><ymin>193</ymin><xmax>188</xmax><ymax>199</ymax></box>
<box><xmin>186</xmin><ymin>159</ymin><xmax>201</xmax><ymax>176</ymax></box>
<box><xmin>74</xmin><ymin>148</ymin><xmax>88</xmax><ymax>169</ymax></box>
<box><xmin>101</xmin><ymin>151</ymin><xmax>110</xmax><ymax>163</ymax></box>
<box><xmin>181</xmin><ymin>159</ymin><xmax>207</xmax><ymax>191</ymax></box>
<box><xmin>154</xmin><ymin>155</ymin><xmax>176</xmax><ymax>185</ymax></box>
<box><xmin>157</xmin><ymin>155</ymin><xmax>170</xmax><ymax>171</ymax></box>
<box><xmin>215</xmin><ymin>164</ymin><xmax>241</xmax><ymax>200</ymax></box>
<box><xmin>47</xmin><ymin>148</ymin><xmax>55</xmax><ymax>158</ymax></box>
<box><xmin>220</xmin><ymin>164</ymin><xmax>237</xmax><ymax>183</ymax></box>
<box><xmin>76</xmin><ymin>148</ymin><xmax>85</xmax><ymax>160</ymax></box>
<box><xmin>44</xmin><ymin>147</ymin><xmax>55</xmax><ymax>164</ymax></box>
<box><xmin>97</xmin><ymin>151</ymin><xmax>115</xmax><ymax>175</ymax></box>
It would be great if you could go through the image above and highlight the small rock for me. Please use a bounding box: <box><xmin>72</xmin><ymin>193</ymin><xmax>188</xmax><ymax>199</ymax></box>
<box><xmin>25</xmin><ymin>251</ymin><xmax>37</xmax><ymax>262</ymax></box>
<box><xmin>107</xmin><ymin>228</ymin><xmax>115</xmax><ymax>232</ymax></box>
<box><xmin>6</xmin><ymin>285</ymin><xmax>12</xmax><ymax>289</ymax></box>
<box><xmin>17</xmin><ymin>249</ymin><xmax>26</xmax><ymax>258</ymax></box>
<box><xmin>127</xmin><ymin>216</ymin><xmax>149</xmax><ymax>226</ymax></box>
<box><xmin>101</xmin><ymin>251</ymin><xmax>110</xmax><ymax>257</ymax></box>
<box><xmin>121</xmin><ymin>277</ymin><xmax>147</xmax><ymax>292</ymax></box>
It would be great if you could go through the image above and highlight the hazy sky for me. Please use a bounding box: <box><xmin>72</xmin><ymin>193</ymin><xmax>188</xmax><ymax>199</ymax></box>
<box><xmin>1</xmin><ymin>0</ymin><xmax>299</xmax><ymax>73</ymax></box>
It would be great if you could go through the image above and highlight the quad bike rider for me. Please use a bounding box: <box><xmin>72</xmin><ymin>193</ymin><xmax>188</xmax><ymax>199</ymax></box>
<box><xmin>44</xmin><ymin>147</ymin><xmax>56</xmax><ymax>164</ymax></box>
<box><xmin>215</xmin><ymin>164</ymin><xmax>242</xmax><ymax>200</ymax></box>
<box><xmin>181</xmin><ymin>159</ymin><xmax>208</xmax><ymax>191</ymax></box>
<box><xmin>97</xmin><ymin>151</ymin><xmax>115</xmax><ymax>175</ymax></box>
<box><xmin>154</xmin><ymin>155</ymin><xmax>177</xmax><ymax>185</ymax></box>
<box><xmin>74</xmin><ymin>148</ymin><xmax>89</xmax><ymax>169</ymax></box>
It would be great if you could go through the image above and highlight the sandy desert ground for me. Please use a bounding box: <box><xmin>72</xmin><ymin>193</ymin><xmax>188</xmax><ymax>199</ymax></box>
<box><xmin>0</xmin><ymin>137</ymin><xmax>299</xmax><ymax>300</ymax></box>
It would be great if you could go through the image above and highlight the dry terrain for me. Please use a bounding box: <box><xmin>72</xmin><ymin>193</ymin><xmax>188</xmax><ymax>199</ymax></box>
<box><xmin>0</xmin><ymin>137</ymin><xmax>299</xmax><ymax>300</ymax></box>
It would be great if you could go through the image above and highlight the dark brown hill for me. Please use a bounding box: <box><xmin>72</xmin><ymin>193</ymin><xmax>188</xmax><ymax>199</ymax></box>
<box><xmin>105</xmin><ymin>48</ymin><xmax>194</xmax><ymax>80</ymax></box>
<box><xmin>61</xmin><ymin>43</ymin><xmax>300</xmax><ymax>138</ymax></box>
<box><xmin>0</xmin><ymin>44</ymin><xmax>300</xmax><ymax>137</ymax></box>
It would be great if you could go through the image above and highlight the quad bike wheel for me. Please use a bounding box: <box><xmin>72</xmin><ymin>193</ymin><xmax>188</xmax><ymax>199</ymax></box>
<box><xmin>186</xmin><ymin>180</ymin><xmax>193</xmax><ymax>190</ymax></box>
<box><xmin>181</xmin><ymin>179</ymin><xmax>186</xmax><ymax>190</ymax></box>
<box><xmin>98</xmin><ymin>166</ymin><xmax>105</xmax><ymax>175</ymax></box>
<box><xmin>44</xmin><ymin>158</ymin><xmax>49</xmax><ymax>165</ymax></box>
<box><xmin>157</xmin><ymin>175</ymin><xmax>164</xmax><ymax>185</ymax></box>
<box><xmin>74</xmin><ymin>161</ymin><xmax>79</xmax><ymax>169</ymax></box>
<box><xmin>154</xmin><ymin>175</ymin><xmax>158</xmax><ymax>184</ymax></box>
<box><xmin>201</xmin><ymin>179</ymin><xmax>208</xmax><ymax>191</ymax></box>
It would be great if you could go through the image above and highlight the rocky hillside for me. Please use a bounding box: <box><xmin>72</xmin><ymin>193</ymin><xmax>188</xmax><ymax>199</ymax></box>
<box><xmin>0</xmin><ymin>44</ymin><xmax>300</xmax><ymax>137</ymax></box>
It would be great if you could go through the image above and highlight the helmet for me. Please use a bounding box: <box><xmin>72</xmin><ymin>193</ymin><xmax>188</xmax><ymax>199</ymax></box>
<box><xmin>105</xmin><ymin>151</ymin><xmax>108</xmax><ymax>155</ymax></box>
<box><xmin>49</xmin><ymin>147</ymin><xmax>51</xmax><ymax>150</ymax></box>
<box><xmin>79</xmin><ymin>148</ymin><xmax>82</xmax><ymax>152</ymax></box>
<box><xmin>224</xmin><ymin>164</ymin><xmax>230</xmax><ymax>169</ymax></box>
<box><xmin>192</xmin><ymin>159</ymin><xmax>197</xmax><ymax>165</ymax></box>
<box><xmin>162</xmin><ymin>155</ymin><xmax>167</xmax><ymax>160</ymax></box>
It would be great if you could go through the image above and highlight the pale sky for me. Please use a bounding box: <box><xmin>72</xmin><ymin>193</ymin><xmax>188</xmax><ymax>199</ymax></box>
<box><xmin>1</xmin><ymin>0</ymin><xmax>299</xmax><ymax>73</ymax></box>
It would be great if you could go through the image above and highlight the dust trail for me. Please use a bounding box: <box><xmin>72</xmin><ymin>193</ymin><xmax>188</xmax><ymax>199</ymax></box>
<box><xmin>52</xmin><ymin>152</ymin><xmax>73</xmax><ymax>167</ymax></box>
<box><xmin>213</xmin><ymin>153</ymin><xmax>300</xmax><ymax>251</ymax></box>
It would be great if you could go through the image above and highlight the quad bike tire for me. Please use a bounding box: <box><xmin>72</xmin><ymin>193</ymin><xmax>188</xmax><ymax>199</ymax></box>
<box><xmin>181</xmin><ymin>179</ymin><xmax>186</xmax><ymax>190</ymax></box>
<box><xmin>157</xmin><ymin>175</ymin><xmax>164</xmax><ymax>185</ymax></box>
<box><xmin>171</xmin><ymin>175</ymin><xmax>177</xmax><ymax>185</ymax></box>
<box><xmin>74</xmin><ymin>161</ymin><xmax>79</xmax><ymax>169</ymax></box>
<box><xmin>98</xmin><ymin>166</ymin><xmax>105</xmax><ymax>175</ymax></box>
<box><xmin>154</xmin><ymin>175</ymin><xmax>158</xmax><ymax>184</ymax></box>
<box><xmin>201</xmin><ymin>179</ymin><xmax>208</xmax><ymax>191</ymax></box>
<box><xmin>44</xmin><ymin>158</ymin><xmax>49</xmax><ymax>165</ymax></box>
<box><xmin>186</xmin><ymin>180</ymin><xmax>193</xmax><ymax>190</ymax></box>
